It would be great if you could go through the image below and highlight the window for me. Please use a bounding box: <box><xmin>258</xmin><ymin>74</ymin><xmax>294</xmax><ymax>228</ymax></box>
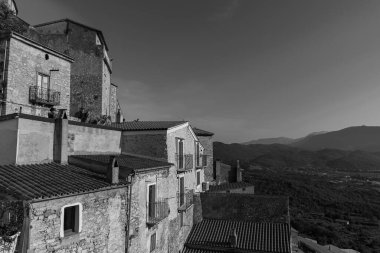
<box><xmin>179</xmin><ymin>212</ymin><xmax>184</xmax><ymax>228</ymax></box>
<box><xmin>176</xmin><ymin>138</ymin><xmax>184</xmax><ymax>169</ymax></box>
<box><xmin>179</xmin><ymin>176</ymin><xmax>185</xmax><ymax>207</ymax></box>
<box><xmin>148</xmin><ymin>184</ymin><xmax>156</xmax><ymax>219</ymax></box>
<box><xmin>196</xmin><ymin>170</ymin><xmax>201</xmax><ymax>186</ymax></box>
<box><xmin>150</xmin><ymin>233</ymin><xmax>156</xmax><ymax>252</ymax></box>
<box><xmin>60</xmin><ymin>203</ymin><xmax>82</xmax><ymax>237</ymax></box>
<box><xmin>195</xmin><ymin>141</ymin><xmax>200</xmax><ymax>167</ymax></box>
<box><xmin>37</xmin><ymin>73</ymin><xmax>50</xmax><ymax>90</ymax></box>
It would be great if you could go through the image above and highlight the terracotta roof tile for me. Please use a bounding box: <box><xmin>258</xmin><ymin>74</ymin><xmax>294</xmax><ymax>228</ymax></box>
<box><xmin>184</xmin><ymin>219</ymin><xmax>291</xmax><ymax>253</ymax></box>
<box><xmin>209</xmin><ymin>182</ymin><xmax>253</xmax><ymax>192</ymax></box>
<box><xmin>111</xmin><ymin>121</ymin><xmax>187</xmax><ymax>131</ymax></box>
<box><xmin>193</xmin><ymin>128</ymin><xmax>214</xmax><ymax>136</ymax></box>
<box><xmin>0</xmin><ymin>163</ymin><xmax>128</xmax><ymax>200</ymax></box>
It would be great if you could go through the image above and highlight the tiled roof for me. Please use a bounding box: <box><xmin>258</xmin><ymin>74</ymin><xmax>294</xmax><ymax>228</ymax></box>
<box><xmin>209</xmin><ymin>182</ymin><xmax>253</xmax><ymax>192</ymax></box>
<box><xmin>184</xmin><ymin>219</ymin><xmax>291</xmax><ymax>253</ymax></box>
<box><xmin>200</xmin><ymin>193</ymin><xmax>289</xmax><ymax>223</ymax></box>
<box><xmin>70</xmin><ymin>154</ymin><xmax>172</xmax><ymax>176</ymax></box>
<box><xmin>193</xmin><ymin>128</ymin><xmax>214</xmax><ymax>136</ymax></box>
<box><xmin>111</xmin><ymin>121</ymin><xmax>187</xmax><ymax>131</ymax></box>
<box><xmin>0</xmin><ymin>163</ymin><xmax>128</xmax><ymax>201</ymax></box>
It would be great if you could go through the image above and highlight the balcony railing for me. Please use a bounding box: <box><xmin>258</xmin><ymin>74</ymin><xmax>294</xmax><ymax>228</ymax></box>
<box><xmin>146</xmin><ymin>199</ymin><xmax>169</xmax><ymax>226</ymax></box>
<box><xmin>29</xmin><ymin>86</ymin><xmax>60</xmax><ymax>106</ymax></box>
<box><xmin>176</xmin><ymin>154</ymin><xmax>193</xmax><ymax>172</ymax></box>
<box><xmin>177</xmin><ymin>190</ymin><xmax>194</xmax><ymax>212</ymax></box>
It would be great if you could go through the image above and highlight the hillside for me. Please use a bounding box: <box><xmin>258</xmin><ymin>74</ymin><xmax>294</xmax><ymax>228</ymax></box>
<box><xmin>214</xmin><ymin>142</ymin><xmax>380</xmax><ymax>171</ymax></box>
<box><xmin>241</xmin><ymin>137</ymin><xmax>295</xmax><ymax>145</ymax></box>
<box><xmin>292</xmin><ymin>126</ymin><xmax>380</xmax><ymax>152</ymax></box>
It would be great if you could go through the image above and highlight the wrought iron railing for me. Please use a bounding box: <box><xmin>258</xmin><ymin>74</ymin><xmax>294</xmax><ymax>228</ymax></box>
<box><xmin>176</xmin><ymin>153</ymin><xmax>193</xmax><ymax>171</ymax></box>
<box><xmin>146</xmin><ymin>199</ymin><xmax>169</xmax><ymax>225</ymax></box>
<box><xmin>29</xmin><ymin>86</ymin><xmax>60</xmax><ymax>106</ymax></box>
<box><xmin>177</xmin><ymin>190</ymin><xmax>194</xmax><ymax>212</ymax></box>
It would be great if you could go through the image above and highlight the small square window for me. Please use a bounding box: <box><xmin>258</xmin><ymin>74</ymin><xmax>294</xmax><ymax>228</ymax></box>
<box><xmin>61</xmin><ymin>204</ymin><xmax>81</xmax><ymax>237</ymax></box>
<box><xmin>150</xmin><ymin>233</ymin><xmax>156</xmax><ymax>252</ymax></box>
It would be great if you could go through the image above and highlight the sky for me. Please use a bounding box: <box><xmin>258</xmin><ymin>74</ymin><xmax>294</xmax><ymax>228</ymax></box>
<box><xmin>15</xmin><ymin>0</ymin><xmax>380</xmax><ymax>143</ymax></box>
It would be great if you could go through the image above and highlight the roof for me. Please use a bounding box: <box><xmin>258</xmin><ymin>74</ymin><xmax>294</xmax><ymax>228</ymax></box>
<box><xmin>200</xmin><ymin>193</ymin><xmax>289</xmax><ymax>223</ymax></box>
<box><xmin>0</xmin><ymin>31</ymin><xmax>74</xmax><ymax>62</ymax></box>
<box><xmin>0</xmin><ymin>163</ymin><xmax>128</xmax><ymax>201</ymax></box>
<box><xmin>69</xmin><ymin>154</ymin><xmax>173</xmax><ymax>176</ymax></box>
<box><xmin>111</xmin><ymin>121</ymin><xmax>187</xmax><ymax>131</ymax></box>
<box><xmin>34</xmin><ymin>19</ymin><xmax>109</xmax><ymax>51</ymax></box>
<box><xmin>184</xmin><ymin>219</ymin><xmax>291</xmax><ymax>253</ymax></box>
<box><xmin>209</xmin><ymin>182</ymin><xmax>253</xmax><ymax>192</ymax></box>
<box><xmin>193</xmin><ymin>127</ymin><xmax>214</xmax><ymax>136</ymax></box>
<box><xmin>299</xmin><ymin>237</ymin><xmax>344</xmax><ymax>253</ymax></box>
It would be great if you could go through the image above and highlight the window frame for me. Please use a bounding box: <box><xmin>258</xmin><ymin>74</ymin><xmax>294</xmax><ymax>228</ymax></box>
<box><xmin>150</xmin><ymin>232</ymin><xmax>157</xmax><ymax>252</ymax></box>
<box><xmin>36</xmin><ymin>72</ymin><xmax>50</xmax><ymax>90</ymax></box>
<box><xmin>60</xmin><ymin>203</ymin><xmax>83</xmax><ymax>238</ymax></box>
<box><xmin>147</xmin><ymin>182</ymin><xmax>157</xmax><ymax>220</ymax></box>
<box><xmin>196</xmin><ymin>169</ymin><xmax>201</xmax><ymax>186</ymax></box>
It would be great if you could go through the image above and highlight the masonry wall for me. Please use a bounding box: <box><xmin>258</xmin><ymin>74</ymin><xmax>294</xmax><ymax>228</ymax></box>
<box><xmin>197</xmin><ymin>135</ymin><xmax>214</xmax><ymax>183</ymax></box>
<box><xmin>5</xmin><ymin>37</ymin><xmax>71</xmax><ymax>116</ymax></box>
<box><xmin>128</xmin><ymin>168</ymin><xmax>172</xmax><ymax>253</ymax></box>
<box><xmin>109</xmin><ymin>84</ymin><xmax>118</xmax><ymax>122</ymax></box>
<box><xmin>0</xmin><ymin>117</ymin><xmax>18</xmax><ymax>165</ymax></box>
<box><xmin>121</xmin><ymin>131</ymin><xmax>167</xmax><ymax>159</ymax></box>
<box><xmin>28</xmin><ymin>187</ymin><xmax>128</xmax><ymax>253</ymax></box>
<box><xmin>68</xmin><ymin>122</ymin><xmax>121</xmax><ymax>155</ymax></box>
<box><xmin>36</xmin><ymin>21</ymin><xmax>111</xmax><ymax>119</ymax></box>
<box><xmin>17</xmin><ymin>117</ymin><xmax>55</xmax><ymax>164</ymax></box>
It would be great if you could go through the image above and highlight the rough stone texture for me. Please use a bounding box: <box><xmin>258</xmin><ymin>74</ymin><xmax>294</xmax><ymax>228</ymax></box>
<box><xmin>29</xmin><ymin>188</ymin><xmax>128</xmax><ymax>253</ymax></box>
<box><xmin>128</xmin><ymin>167</ymin><xmax>172</xmax><ymax>253</ymax></box>
<box><xmin>121</xmin><ymin>132</ymin><xmax>167</xmax><ymax>159</ymax></box>
<box><xmin>35</xmin><ymin>21</ymin><xmax>112</xmax><ymax>119</ymax></box>
<box><xmin>215</xmin><ymin>160</ymin><xmax>238</xmax><ymax>185</ymax></box>
<box><xmin>109</xmin><ymin>84</ymin><xmax>118</xmax><ymax>122</ymax></box>
<box><xmin>3</xmin><ymin>36</ymin><xmax>71</xmax><ymax>116</ymax></box>
<box><xmin>197</xmin><ymin>135</ymin><xmax>213</xmax><ymax>183</ymax></box>
<box><xmin>67</xmin><ymin>123</ymin><xmax>121</xmax><ymax>155</ymax></box>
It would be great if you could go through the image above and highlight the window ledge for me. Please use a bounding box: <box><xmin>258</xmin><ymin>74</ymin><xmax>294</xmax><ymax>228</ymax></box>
<box><xmin>59</xmin><ymin>232</ymin><xmax>81</xmax><ymax>246</ymax></box>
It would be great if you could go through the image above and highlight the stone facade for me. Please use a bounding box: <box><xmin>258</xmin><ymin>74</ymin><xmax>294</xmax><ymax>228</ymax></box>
<box><xmin>197</xmin><ymin>135</ymin><xmax>214</xmax><ymax>184</ymax></box>
<box><xmin>121</xmin><ymin>132</ymin><xmax>167</xmax><ymax>159</ymax></box>
<box><xmin>35</xmin><ymin>20</ymin><xmax>112</xmax><ymax>119</ymax></box>
<box><xmin>29</xmin><ymin>187</ymin><xmax>128</xmax><ymax>253</ymax></box>
<box><xmin>0</xmin><ymin>34</ymin><xmax>71</xmax><ymax>117</ymax></box>
<box><xmin>109</xmin><ymin>83</ymin><xmax>118</xmax><ymax>122</ymax></box>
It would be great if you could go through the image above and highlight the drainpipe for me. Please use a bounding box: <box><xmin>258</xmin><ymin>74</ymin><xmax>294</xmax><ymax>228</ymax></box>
<box><xmin>125</xmin><ymin>172</ymin><xmax>135</xmax><ymax>253</ymax></box>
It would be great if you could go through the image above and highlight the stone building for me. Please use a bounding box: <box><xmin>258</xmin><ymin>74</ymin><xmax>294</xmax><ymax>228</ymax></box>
<box><xmin>113</xmin><ymin>120</ymin><xmax>209</xmax><ymax>252</ymax></box>
<box><xmin>193</xmin><ymin>127</ymin><xmax>214</xmax><ymax>185</ymax></box>
<box><xmin>33</xmin><ymin>19</ymin><xmax>119</xmax><ymax>120</ymax></box>
<box><xmin>0</xmin><ymin>31</ymin><xmax>72</xmax><ymax>117</ymax></box>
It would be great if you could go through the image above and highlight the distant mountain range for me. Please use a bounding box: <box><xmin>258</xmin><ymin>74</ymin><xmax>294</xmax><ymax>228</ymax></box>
<box><xmin>243</xmin><ymin>126</ymin><xmax>380</xmax><ymax>152</ymax></box>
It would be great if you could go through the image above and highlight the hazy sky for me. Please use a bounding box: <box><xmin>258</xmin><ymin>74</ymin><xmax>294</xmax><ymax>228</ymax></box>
<box><xmin>16</xmin><ymin>0</ymin><xmax>380</xmax><ymax>143</ymax></box>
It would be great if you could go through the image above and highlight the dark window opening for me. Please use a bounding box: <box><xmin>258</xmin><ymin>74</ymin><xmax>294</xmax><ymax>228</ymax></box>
<box><xmin>63</xmin><ymin>205</ymin><xmax>79</xmax><ymax>236</ymax></box>
<box><xmin>196</xmin><ymin>171</ymin><xmax>200</xmax><ymax>186</ymax></box>
<box><xmin>150</xmin><ymin>233</ymin><xmax>156</xmax><ymax>252</ymax></box>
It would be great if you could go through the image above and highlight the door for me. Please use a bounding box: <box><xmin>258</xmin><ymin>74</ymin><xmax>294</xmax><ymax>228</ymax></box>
<box><xmin>37</xmin><ymin>73</ymin><xmax>50</xmax><ymax>100</ymax></box>
<box><xmin>179</xmin><ymin>177</ymin><xmax>185</xmax><ymax>206</ymax></box>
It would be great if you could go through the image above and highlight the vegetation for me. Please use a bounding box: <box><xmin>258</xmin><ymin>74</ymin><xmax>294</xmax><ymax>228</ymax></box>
<box><xmin>244</xmin><ymin>169</ymin><xmax>380</xmax><ymax>253</ymax></box>
<box><xmin>0</xmin><ymin>2</ymin><xmax>28</xmax><ymax>34</ymax></box>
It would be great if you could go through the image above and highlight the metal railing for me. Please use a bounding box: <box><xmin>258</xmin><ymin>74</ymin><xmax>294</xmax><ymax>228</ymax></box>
<box><xmin>177</xmin><ymin>190</ymin><xmax>194</xmax><ymax>212</ymax></box>
<box><xmin>29</xmin><ymin>86</ymin><xmax>60</xmax><ymax>106</ymax></box>
<box><xmin>176</xmin><ymin>153</ymin><xmax>193</xmax><ymax>171</ymax></box>
<box><xmin>146</xmin><ymin>199</ymin><xmax>169</xmax><ymax>225</ymax></box>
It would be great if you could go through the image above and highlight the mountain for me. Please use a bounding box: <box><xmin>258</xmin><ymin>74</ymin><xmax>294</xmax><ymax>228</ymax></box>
<box><xmin>214</xmin><ymin>142</ymin><xmax>380</xmax><ymax>171</ymax></box>
<box><xmin>292</xmin><ymin>126</ymin><xmax>380</xmax><ymax>152</ymax></box>
<box><xmin>242</xmin><ymin>131</ymin><xmax>328</xmax><ymax>145</ymax></box>
<box><xmin>241</xmin><ymin>137</ymin><xmax>295</xmax><ymax>145</ymax></box>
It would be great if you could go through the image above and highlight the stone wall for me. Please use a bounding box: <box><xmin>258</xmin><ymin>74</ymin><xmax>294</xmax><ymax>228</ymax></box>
<box><xmin>121</xmin><ymin>132</ymin><xmax>167</xmax><ymax>159</ymax></box>
<box><xmin>197</xmin><ymin>135</ymin><xmax>213</xmax><ymax>183</ymax></box>
<box><xmin>36</xmin><ymin>21</ymin><xmax>111</xmax><ymax>119</ymax></box>
<box><xmin>109</xmin><ymin>83</ymin><xmax>118</xmax><ymax>122</ymax></box>
<box><xmin>68</xmin><ymin>122</ymin><xmax>122</xmax><ymax>155</ymax></box>
<box><xmin>0</xmin><ymin>117</ymin><xmax>18</xmax><ymax>165</ymax></box>
<box><xmin>28</xmin><ymin>187</ymin><xmax>128</xmax><ymax>253</ymax></box>
<box><xmin>4</xmin><ymin>36</ymin><xmax>71</xmax><ymax>116</ymax></box>
<box><xmin>215</xmin><ymin>160</ymin><xmax>236</xmax><ymax>185</ymax></box>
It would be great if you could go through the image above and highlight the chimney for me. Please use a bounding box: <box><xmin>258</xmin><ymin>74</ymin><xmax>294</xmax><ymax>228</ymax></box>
<box><xmin>53</xmin><ymin>109</ymin><xmax>68</xmax><ymax>164</ymax></box>
<box><xmin>236</xmin><ymin>160</ymin><xmax>242</xmax><ymax>182</ymax></box>
<box><xmin>229</xmin><ymin>228</ymin><xmax>237</xmax><ymax>248</ymax></box>
<box><xmin>107</xmin><ymin>156</ymin><xmax>119</xmax><ymax>184</ymax></box>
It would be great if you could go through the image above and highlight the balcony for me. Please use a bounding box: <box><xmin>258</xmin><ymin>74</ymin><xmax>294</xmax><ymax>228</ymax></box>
<box><xmin>146</xmin><ymin>199</ymin><xmax>169</xmax><ymax>226</ymax></box>
<box><xmin>177</xmin><ymin>190</ymin><xmax>194</xmax><ymax>212</ymax></box>
<box><xmin>29</xmin><ymin>86</ymin><xmax>60</xmax><ymax>106</ymax></box>
<box><xmin>176</xmin><ymin>153</ymin><xmax>193</xmax><ymax>173</ymax></box>
<box><xmin>196</xmin><ymin>154</ymin><xmax>209</xmax><ymax>168</ymax></box>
